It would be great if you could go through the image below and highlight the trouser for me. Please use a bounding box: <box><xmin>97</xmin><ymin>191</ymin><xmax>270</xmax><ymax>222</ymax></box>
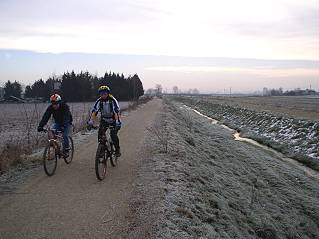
<box><xmin>52</xmin><ymin>122</ymin><xmax>71</xmax><ymax>149</ymax></box>
<box><xmin>98</xmin><ymin>121</ymin><xmax>120</xmax><ymax>150</ymax></box>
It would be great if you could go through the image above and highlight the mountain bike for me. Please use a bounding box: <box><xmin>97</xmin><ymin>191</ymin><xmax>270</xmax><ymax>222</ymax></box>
<box><xmin>42</xmin><ymin>127</ymin><xmax>74</xmax><ymax>176</ymax></box>
<box><xmin>95</xmin><ymin>126</ymin><xmax>118</xmax><ymax>181</ymax></box>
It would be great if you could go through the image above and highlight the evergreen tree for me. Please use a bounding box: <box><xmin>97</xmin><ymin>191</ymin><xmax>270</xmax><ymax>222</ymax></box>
<box><xmin>24</xmin><ymin>85</ymin><xmax>32</xmax><ymax>98</ymax></box>
<box><xmin>4</xmin><ymin>80</ymin><xmax>22</xmax><ymax>99</ymax></box>
<box><xmin>25</xmin><ymin>70</ymin><xmax>144</xmax><ymax>102</ymax></box>
<box><xmin>31</xmin><ymin>79</ymin><xmax>47</xmax><ymax>98</ymax></box>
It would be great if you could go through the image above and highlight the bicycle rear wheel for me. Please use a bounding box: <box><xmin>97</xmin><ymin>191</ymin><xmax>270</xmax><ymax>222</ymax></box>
<box><xmin>109</xmin><ymin>143</ymin><xmax>117</xmax><ymax>167</ymax></box>
<box><xmin>64</xmin><ymin>136</ymin><xmax>74</xmax><ymax>164</ymax></box>
<box><xmin>95</xmin><ymin>143</ymin><xmax>107</xmax><ymax>180</ymax></box>
<box><xmin>43</xmin><ymin>144</ymin><xmax>57</xmax><ymax>176</ymax></box>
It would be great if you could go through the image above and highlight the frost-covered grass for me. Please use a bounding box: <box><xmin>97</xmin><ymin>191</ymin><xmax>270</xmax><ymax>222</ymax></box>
<box><xmin>175</xmin><ymin>96</ymin><xmax>319</xmax><ymax>170</ymax></box>
<box><xmin>197</xmin><ymin>95</ymin><xmax>319</xmax><ymax>121</ymax></box>
<box><xmin>136</xmin><ymin>98</ymin><xmax>319</xmax><ymax>238</ymax></box>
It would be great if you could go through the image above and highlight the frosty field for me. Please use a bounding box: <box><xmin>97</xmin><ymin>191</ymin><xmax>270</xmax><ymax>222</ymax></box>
<box><xmin>0</xmin><ymin>101</ymin><xmax>129</xmax><ymax>150</ymax></box>
<box><xmin>174</xmin><ymin>95</ymin><xmax>319</xmax><ymax>169</ymax></box>
<box><xmin>127</xmin><ymin>98</ymin><xmax>319</xmax><ymax>238</ymax></box>
<box><xmin>197</xmin><ymin>95</ymin><xmax>319</xmax><ymax>121</ymax></box>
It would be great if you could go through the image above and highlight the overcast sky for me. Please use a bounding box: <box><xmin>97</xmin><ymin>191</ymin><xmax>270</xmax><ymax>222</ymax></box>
<box><xmin>1</xmin><ymin>0</ymin><xmax>319</xmax><ymax>92</ymax></box>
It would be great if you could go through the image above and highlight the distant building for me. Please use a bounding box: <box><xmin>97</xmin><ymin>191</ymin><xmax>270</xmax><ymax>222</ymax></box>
<box><xmin>0</xmin><ymin>87</ymin><xmax>4</xmax><ymax>99</ymax></box>
<box><xmin>145</xmin><ymin>88</ymin><xmax>157</xmax><ymax>96</ymax></box>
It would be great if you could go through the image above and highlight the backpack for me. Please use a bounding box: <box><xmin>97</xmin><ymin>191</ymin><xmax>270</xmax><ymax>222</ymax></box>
<box><xmin>99</xmin><ymin>97</ymin><xmax>114</xmax><ymax>119</ymax></box>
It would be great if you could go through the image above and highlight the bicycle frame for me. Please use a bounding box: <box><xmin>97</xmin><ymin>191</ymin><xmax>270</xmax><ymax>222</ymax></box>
<box><xmin>42</xmin><ymin>126</ymin><xmax>74</xmax><ymax>176</ymax></box>
<box><xmin>99</xmin><ymin>127</ymin><xmax>115</xmax><ymax>155</ymax></box>
<box><xmin>46</xmin><ymin>128</ymin><xmax>64</xmax><ymax>157</ymax></box>
<box><xmin>95</xmin><ymin>126</ymin><xmax>117</xmax><ymax>180</ymax></box>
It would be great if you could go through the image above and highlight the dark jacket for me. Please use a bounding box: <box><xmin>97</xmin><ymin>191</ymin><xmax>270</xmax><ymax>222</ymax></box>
<box><xmin>39</xmin><ymin>102</ymin><xmax>72</xmax><ymax>128</ymax></box>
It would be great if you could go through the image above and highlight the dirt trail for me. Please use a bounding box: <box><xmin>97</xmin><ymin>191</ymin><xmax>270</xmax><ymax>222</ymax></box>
<box><xmin>0</xmin><ymin>99</ymin><xmax>162</xmax><ymax>239</ymax></box>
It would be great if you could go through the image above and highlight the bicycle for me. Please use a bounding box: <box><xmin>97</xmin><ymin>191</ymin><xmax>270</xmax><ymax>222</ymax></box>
<box><xmin>95</xmin><ymin>126</ymin><xmax>118</xmax><ymax>181</ymax></box>
<box><xmin>42</xmin><ymin>127</ymin><xmax>74</xmax><ymax>176</ymax></box>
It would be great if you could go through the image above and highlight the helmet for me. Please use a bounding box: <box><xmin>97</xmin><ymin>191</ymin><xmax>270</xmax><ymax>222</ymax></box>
<box><xmin>50</xmin><ymin>94</ymin><xmax>62</xmax><ymax>104</ymax></box>
<box><xmin>98</xmin><ymin>85</ymin><xmax>110</xmax><ymax>94</ymax></box>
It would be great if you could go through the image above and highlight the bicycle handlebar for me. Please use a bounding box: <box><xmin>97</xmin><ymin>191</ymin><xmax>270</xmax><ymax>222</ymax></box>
<box><xmin>87</xmin><ymin>124</ymin><xmax>116</xmax><ymax>131</ymax></box>
<box><xmin>41</xmin><ymin>128</ymin><xmax>63</xmax><ymax>134</ymax></box>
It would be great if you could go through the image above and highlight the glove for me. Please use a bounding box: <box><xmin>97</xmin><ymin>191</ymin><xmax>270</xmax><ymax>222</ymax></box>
<box><xmin>87</xmin><ymin>120</ymin><xmax>94</xmax><ymax>131</ymax></box>
<box><xmin>37</xmin><ymin>126</ymin><xmax>44</xmax><ymax>132</ymax></box>
<box><xmin>115</xmin><ymin>121</ymin><xmax>122</xmax><ymax>129</ymax></box>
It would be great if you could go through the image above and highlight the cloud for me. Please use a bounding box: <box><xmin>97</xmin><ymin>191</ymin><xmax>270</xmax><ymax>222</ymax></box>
<box><xmin>0</xmin><ymin>28</ymin><xmax>79</xmax><ymax>38</ymax></box>
<box><xmin>226</xmin><ymin>7</ymin><xmax>319</xmax><ymax>38</ymax></box>
<box><xmin>1</xmin><ymin>49</ymin><xmax>319</xmax><ymax>91</ymax></box>
<box><xmin>0</xmin><ymin>0</ymin><xmax>165</xmax><ymax>26</ymax></box>
<box><xmin>146</xmin><ymin>66</ymin><xmax>319</xmax><ymax>78</ymax></box>
<box><xmin>0</xmin><ymin>0</ymin><xmax>319</xmax><ymax>59</ymax></box>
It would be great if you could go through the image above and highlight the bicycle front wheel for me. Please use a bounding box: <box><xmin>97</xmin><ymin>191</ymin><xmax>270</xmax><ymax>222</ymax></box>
<box><xmin>43</xmin><ymin>144</ymin><xmax>57</xmax><ymax>176</ymax></box>
<box><xmin>95</xmin><ymin>143</ymin><xmax>107</xmax><ymax>180</ymax></box>
<box><xmin>64</xmin><ymin>136</ymin><xmax>74</xmax><ymax>164</ymax></box>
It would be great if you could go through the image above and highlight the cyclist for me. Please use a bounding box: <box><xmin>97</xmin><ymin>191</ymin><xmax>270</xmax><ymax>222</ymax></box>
<box><xmin>87</xmin><ymin>85</ymin><xmax>122</xmax><ymax>157</ymax></box>
<box><xmin>37</xmin><ymin>94</ymin><xmax>73</xmax><ymax>155</ymax></box>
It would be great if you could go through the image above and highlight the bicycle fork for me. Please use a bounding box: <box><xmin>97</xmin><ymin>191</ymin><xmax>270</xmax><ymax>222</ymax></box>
<box><xmin>49</xmin><ymin>140</ymin><xmax>62</xmax><ymax>157</ymax></box>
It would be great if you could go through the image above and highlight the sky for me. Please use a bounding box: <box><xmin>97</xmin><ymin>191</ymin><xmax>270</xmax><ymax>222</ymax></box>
<box><xmin>1</xmin><ymin>0</ymin><xmax>319</xmax><ymax>93</ymax></box>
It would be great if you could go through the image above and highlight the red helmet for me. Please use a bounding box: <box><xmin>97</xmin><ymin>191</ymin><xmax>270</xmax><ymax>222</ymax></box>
<box><xmin>50</xmin><ymin>94</ymin><xmax>61</xmax><ymax>104</ymax></box>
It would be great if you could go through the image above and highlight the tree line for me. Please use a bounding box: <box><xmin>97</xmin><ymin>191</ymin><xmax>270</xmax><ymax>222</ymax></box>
<box><xmin>263</xmin><ymin>87</ymin><xmax>317</xmax><ymax>96</ymax></box>
<box><xmin>3</xmin><ymin>71</ymin><xmax>144</xmax><ymax>102</ymax></box>
<box><xmin>2</xmin><ymin>81</ymin><xmax>22</xmax><ymax>99</ymax></box>
<box><xmin>145</xmin><ymin>85</ymin><xmax>200</xmax><ymax>95</ymax></box>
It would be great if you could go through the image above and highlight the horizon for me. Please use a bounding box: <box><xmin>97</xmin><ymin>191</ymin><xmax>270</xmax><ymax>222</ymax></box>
<box><xmin>1</xmin><ymin>49</ymin><xmax>319</xmax><ymax>93</ymax></box>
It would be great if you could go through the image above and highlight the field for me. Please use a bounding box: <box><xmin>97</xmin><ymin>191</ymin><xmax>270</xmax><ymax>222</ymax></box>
<box><xmin>127</xmin><ymin>98</ymin><xmax>319</xmax><ymax>238</ymax></box>
<box><xmin>0</xmin><ymin>101</ymin><xmax>129</xmax><ymax>171</ymax></box>
<box><xmin>0</xmin><ymin>102</ymin><xmax>88</xmax><ymax>144</ymax></box>
<box><xmin>197</xmin><ymin>95</ymin><xmax>319</xmax><ymax>121</ymax></box>
<box><xmin>0</xmin><ymin>101</ymin><xmax>129</xmax><ymax>139</ymax></box>
<box><xmin>174</xmin><ymin>95</ymin><xmax>319</xmax><ymax>169</ymax></box>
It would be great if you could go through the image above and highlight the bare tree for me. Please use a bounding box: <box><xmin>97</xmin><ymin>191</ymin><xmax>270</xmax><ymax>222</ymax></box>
<box><xmin>192</xmin><ymin>88</ymin><xmax>199</xmax><ymax>94</ymax></box>
<box><xmin>155</xmin><ymin>84</ymin><xmax>163</xmax><ymax>96</ymax></box>
<box><xmin>173</xmin><ymin>86</ymin><xmax>179</xmax><ymax>94</ymax></box>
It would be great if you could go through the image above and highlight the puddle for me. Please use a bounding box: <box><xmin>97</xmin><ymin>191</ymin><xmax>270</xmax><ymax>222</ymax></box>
<box><xmin>192</xmin><ymin>108</ymin><xmax>218</xmax><ymax>124</ymax></box>
<box><xmin>234</xmin><ymin>132</ymin><xmax>270</xmax><ymax>149</ymax></box>
<box><xmin>181</xmin><ymin>104</ymin><xmax>319</xmax><ymax>180</ymax></box>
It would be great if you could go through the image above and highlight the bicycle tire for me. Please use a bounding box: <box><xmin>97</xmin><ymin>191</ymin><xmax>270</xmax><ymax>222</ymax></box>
<box><xmin>43</xmin><ymin>143</ymin><xmax>57</xmax><ymax>176</ymax></box>
<box><xmin>95</xmin><ymin>143</ymin><xmax>107</xmax><ymax>180</ymax></box>
<box><xmin>109</xmin><ymin>142</ymin><xmax>117</xmax><ymax>167</ymax></box>
<box><xmin>64</xmin><ymin>136</ymin><xmax>74</xmax><ymax>164</ymax></box>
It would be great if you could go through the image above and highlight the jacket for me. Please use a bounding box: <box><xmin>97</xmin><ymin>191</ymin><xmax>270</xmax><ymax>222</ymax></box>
<box><xmin>39</xmin><ymin>102</ymin><xmax>72</xmax><ymax>127</ymax></box>
<box><xmin>91</xmin><ymin>95</ymin><xmax>120</xmax><ymax>123</ymax></box>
